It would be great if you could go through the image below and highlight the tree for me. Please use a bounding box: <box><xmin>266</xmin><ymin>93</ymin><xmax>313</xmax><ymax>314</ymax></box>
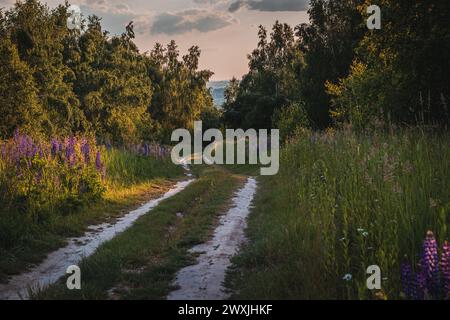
<box><xmin>4</xmin><ymin>0</ymin><xmax>86</xmax><ymax>136</ymax></box>
<box><xmin>0</xmin><ymin>37</ymin><xmax>43</xmax><ymax>137</ymax></box>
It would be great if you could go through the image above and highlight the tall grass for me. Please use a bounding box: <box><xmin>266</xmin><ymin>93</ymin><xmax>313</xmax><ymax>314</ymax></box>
<box><xmin>104</xmin><ymin>148</ymin><xmax>182</xmax><ymax>188</ymax></box>
<box><xmin>229</xmin><ymin>128</ymin><xmax>449</xmax><ymax>299</ymax></box>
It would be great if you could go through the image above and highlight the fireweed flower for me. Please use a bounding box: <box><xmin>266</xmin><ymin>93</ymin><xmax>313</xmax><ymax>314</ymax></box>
<box><xmin>421</xmin><ymin>231</ymin><xmax>440</xmax><ymax>298</ymax></box>
<box><xmin>441</xmin><ymin>241</ymin><xmax>450</xmax><ymax>299</ymax></box>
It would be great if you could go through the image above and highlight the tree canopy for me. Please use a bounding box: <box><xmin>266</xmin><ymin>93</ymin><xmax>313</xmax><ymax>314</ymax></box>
<box><xmin>223</xmin><ymin>0</ymin><xmax>450</xmax><ymax>131</ymax></box>
<box><xmin>0</xmin><ymin>0</ymin><xmax>214</xmax><ymax>144</ymax></box>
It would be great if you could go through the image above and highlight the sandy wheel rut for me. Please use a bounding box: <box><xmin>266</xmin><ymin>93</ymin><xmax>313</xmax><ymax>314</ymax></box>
<box><xmin>167</xmin><ymin>177</ymin><xmax>257</xmax><ymax>300</ymax></box>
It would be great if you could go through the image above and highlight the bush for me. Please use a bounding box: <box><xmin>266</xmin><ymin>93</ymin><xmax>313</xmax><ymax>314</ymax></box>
<box><xmin>273</xmin><ymin>101</ymin><xmax>309</xmax><ymax>143</ymax></box>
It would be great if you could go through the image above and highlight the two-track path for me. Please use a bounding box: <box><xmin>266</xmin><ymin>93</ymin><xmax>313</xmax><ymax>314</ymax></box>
<box><xmin>168</xmin><ymin>177</ymin><xmax>257</xmax><ymax>300</ymax></box>
<box><xmin>0</xmin><ymin>164</ymin><xmax>257</xmax><ymax>300</ymax></box>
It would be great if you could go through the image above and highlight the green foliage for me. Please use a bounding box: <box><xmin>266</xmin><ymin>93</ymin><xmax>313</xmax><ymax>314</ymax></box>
<box><xmin>0</xmin><ymin>37</ymin><xmax>43</xmax><ymax>137</ymax></box>
<box><xmin>326</xmin><ymin>60</ymin><xmax>386</xmax><ymax>130</ymax></box>
<box><xmin>353</xmin><ymin>0</ymin><xmax>450</xmax><ymax>126</ymax></box>
<box><xmin>225</xmin><ymin>1</ymin><xmax>364</xmax><ymax>130</ymax></box>
<box><xmin>200</xmin><ymin>105</ymin><xmax>223</xmax><ymax>131</ymax></box>
<box><xmin>0</xmin><ymin>0</ymin><xmax>214</xmax><ymax>143</ymax></box>
<box><xmin>223</xmin><ymin>22</ymin><xmax>301</xmax><ymax>129</ymax></box>
<box><xmin>273</xmin><ymin>101</ymin><xmax>310</xmax><ymax>143</ymax></box>
<box><xmin>228</xmin><ymin>0</ymin><xmax>449</xmax><ymax>131</ymax></box>
<box><xmin>296</xmin><ymin>0</ymin><xmax>365</xmax><ymax>128</ymax></box>
<box><xmin>4</xmin><ymin>0</ymin><xmax>87</xmax><ymax>136</ymax></box>
<box><xmin>229</xmin><ymin>129</ymin><xmax>450</xmax><ymax>299</ymax></box>
<box><xmin>148</xmin><ymin>42</ymin><xmax>214</xmax><ymax>142</ymax></box>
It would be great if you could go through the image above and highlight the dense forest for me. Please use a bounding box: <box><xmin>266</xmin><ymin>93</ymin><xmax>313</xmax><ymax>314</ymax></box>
<box><xmin>223</xmin><ymin>0</ymin><xmax>450</xmax><ymax>136</ymax></box>
<box><xmin>0</xmin><ymin>0</ymin><xmax>218</xmax><ymax>144</ymax></box>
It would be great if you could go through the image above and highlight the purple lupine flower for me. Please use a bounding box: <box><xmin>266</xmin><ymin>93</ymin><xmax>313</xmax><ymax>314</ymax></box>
<box><xmin>65</xmin><ymin>137</ymin><xmax>76</xmax><ymax>167</ymax></box>
<box><xmin>95</xmin><ymin>151</ymin><xmax>102</xmax><ymax>171</ymax></box>
<box><xmin>401</xmin><ymin>257</ymin><xmax>413</xmax><ymax>299</ymax></box>
<box><xmin>1</xmin><ymin>143</ymin><xmax>7</xmax><ymax>160</ymax></box>
<box><xmin>51</xmin><ymin>138</ymin><xmax>60</xmax><ymax>157</ymax></box>
<box><xmin>412</xmin><ymin>266</ymin><xmax>426</xmax><ymax>300</ymax></box>
<box><xmin>421</xmin><ymin>231</ymin><xmax>440</xmax><ymax>298</ymax></box>
<box><xmin>26</xmin><ymin>136</ymin><xmax>34</xmax><ymax>158</ymax></box>
<box><xmin>35</xmin><ymin>170</ymin><xmax>42</xmax><ymax>184</ymax></box>
<box><xmin>143</xmin><ymin>143</ymin><xmax>149</xmax><ymax>157</ymax></box>
<box><xmin>441</xmin><ymin>241</ymin><xmax>450</xmax><ymax>299</ymax></box>
<box><xmin>37</xmin><ymin>145</ymin><xmax>44</xmax><ymax>159</ymax></box>
<box><xmin>13</xmin><ymin>128</ymin><xmax>19</xmax><ymax>139</ymax></box>
<box><xmin>31</xmin><ymin>144</ymin><xmax>38</xmax><ymax>158</ymax></box>
<box><xmin>80</xmin><ymin>138</ymin><xmax>90</xmax><ymax>164</ymax></box>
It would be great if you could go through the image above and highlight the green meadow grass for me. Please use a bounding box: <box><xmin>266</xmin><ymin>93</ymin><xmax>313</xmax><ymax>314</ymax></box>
<box><xmin>0</xmin><ymin>149</ymin><xmax>183</xmax><ymax>282</ymax></box>
<box><xmin>227</xmin><ymin>128</ymin><xmax>449</xmax><ymax>299</ymax></box>
<box><xmin>104</xmin><ymin>148</ymin><xmax>183</xmax><ymax>188</ymax></box>
<box><xmin>33</xmin><ymin>166</ymin><xmax>243</xmax><ymax>299</ymax></box>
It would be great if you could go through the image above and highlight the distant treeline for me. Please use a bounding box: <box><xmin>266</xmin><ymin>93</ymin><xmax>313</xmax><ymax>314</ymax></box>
<box><xmin>223</xmin><ymin>0</ymin><xmax>450</xmax><ymax>134</ymax></box>
<box><xmin>0</xmin><ymin>0</ymin><xmax>219</xmax><ymax>144</ymax></box>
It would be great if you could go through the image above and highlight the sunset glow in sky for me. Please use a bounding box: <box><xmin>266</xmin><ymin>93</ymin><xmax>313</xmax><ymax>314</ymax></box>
<box><xmin>0</xmin><ymin>0</ymin><xmax>310</xmax><ymax>80</ymax></box>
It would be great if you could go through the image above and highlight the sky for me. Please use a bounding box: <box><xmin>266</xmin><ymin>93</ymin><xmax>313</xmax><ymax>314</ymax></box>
<box><xmin>0</xmin><ymin>0</ymin><xmax>310</xmax><ymax>80</ymax></box>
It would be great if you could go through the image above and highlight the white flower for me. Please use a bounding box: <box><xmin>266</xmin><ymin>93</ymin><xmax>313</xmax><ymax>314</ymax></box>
<box><xmin>342</xmin><ymin>273</ymin><xmax>352</xmax><ymax>281</ymax></box>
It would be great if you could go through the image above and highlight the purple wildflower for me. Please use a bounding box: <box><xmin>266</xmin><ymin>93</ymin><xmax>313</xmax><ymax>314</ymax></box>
<box><xmin>65</xmin><ymin>137</ymin><xmax>76</xmax><ymax>167</ymax></box>
<box><xmin>401</xmin><ymin>257</ymin><xmax>413</xmax><ymax>299</ymax></box>
<box><xmin>421</xmin><ymin>231</ymin><xmax>440</xmax><ymax>298</ymax></box>
<box><xmin>1</xmin><ymin>143</ymin><xmax>6</xmax><ymax>160</ymax></box>
<box><xmin>35</xmin><ymin>170</ymin><xmax>42</xmax><ymax>184</ymax></box>
<box><xmin>26</xmin><ymin>136</ymin><xmax>34</xmax><ymax>158</ymax></box>
<box><xmin>95</xmin><ymin>151</ymin><xmax>102</xmax><ymax>171</ymax></box>
<box><xmin>51</xmin><ymin>138</ymin><xmax>60</xmax><ymax>157</ymax></box>
<box><xmin>80</xmin><ymin>138</ymin><xmax>90</xmax><ymax>164</ymax></box>
<box><xmin>412</xmin><ymin>266</ymin><xmax>426</xmax><ymax>300</ymax></box>
<box><xmin>441</xmin><ymin>241</ymin><xmax>450</xmax><ymax>299</ymax></box>
<box><xmin>143</xmin><ymin>143</ymin><xmax>149</xmax><ymax>157</ymax></box>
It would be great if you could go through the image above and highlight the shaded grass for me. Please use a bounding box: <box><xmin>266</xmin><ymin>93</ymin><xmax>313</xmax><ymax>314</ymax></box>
<box><xmin>0</xmin><ymin>150</ymin><xmax>183</xmax><ymax>282</ymax></box>
<box><xmin>227</xmin><ymin>128</ymin><xmax>449</xmax><ymax>300</ymax></box>
<box><xmin>33</xmin><ymin>166</ymin><xmax>243</xmax><ymax>299</ymax></box>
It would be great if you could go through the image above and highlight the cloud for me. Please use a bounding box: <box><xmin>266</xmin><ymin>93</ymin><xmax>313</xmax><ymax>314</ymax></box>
<box><xmin>0</xmin><ymin>0</ymin><xmax>14</xmax><ymax>8</ymax></box>
<box><xmin>192</xmin><ymin>0</ymin><xmax>224</xmax><ymax>4</ymax></box>
<box><xmin>229</xmin><ymin>0</ymin><xmax>309</xmax><ymax>12</ymax></box>
<box><xmin>228</xmin><ymin>0</ymin><xmax>246</xmax><ymax>12</ymax></box>
<box><xmin>76</xmin><ymin>1</ymin><xmax>139</xmax><ymax>35</ymax></box>
<box><xmin>150</xmin><ymin>9</ymin><xmax>234</xmax><ymax>35</ymax></box>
